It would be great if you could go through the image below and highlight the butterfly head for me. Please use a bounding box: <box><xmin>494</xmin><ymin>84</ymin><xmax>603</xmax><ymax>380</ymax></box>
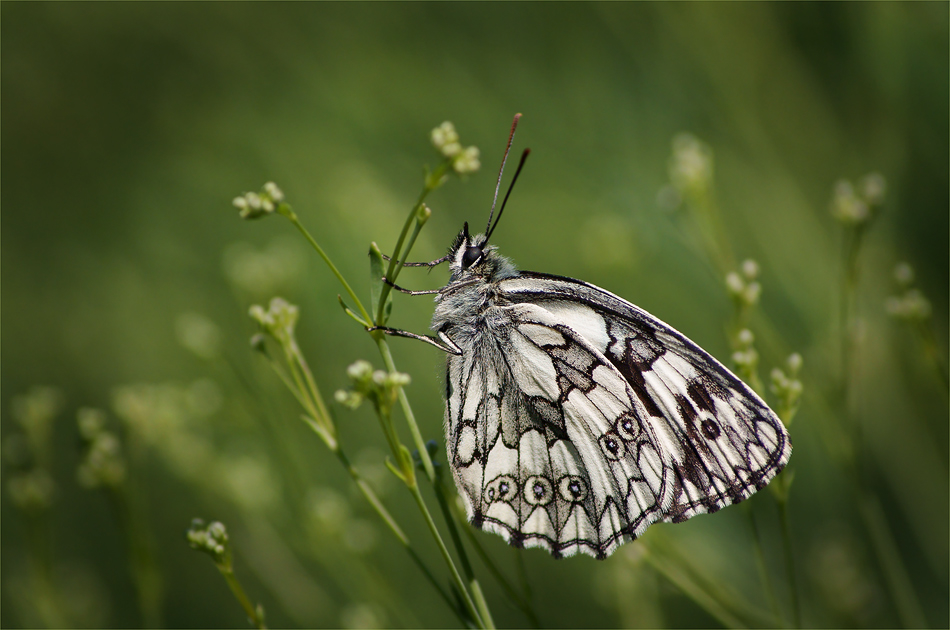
<box><xmin>447</xmin><ymin>221</ymin><xmax>516</xmax><ymax>282</ymax></box>
<box><xmin>450</xmin><ymin>222</ymin><xmax>490</xmax><ymax>273</ymax></box>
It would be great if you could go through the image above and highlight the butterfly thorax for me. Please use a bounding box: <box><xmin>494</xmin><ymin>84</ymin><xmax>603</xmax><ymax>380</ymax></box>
<box><xmin>431</xmin><ymin>231</ymin><xmax>519</xmax><ymax>336</ymax></box>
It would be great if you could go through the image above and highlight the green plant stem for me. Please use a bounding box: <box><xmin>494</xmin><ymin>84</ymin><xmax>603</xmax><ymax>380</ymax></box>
<box><xmin>431</xmin><ymin>474</ymin><xmax>495</xmax><ymax>629</ymax></box>
<box><xmin>217</xmin><ymin>562</ymin><xmax>266</xmax><ymax>629</ymax></box>
<box><xmin>776</xmin><ymin>498</ymin><xmax>800</xmax><ymax>629</ymax></box>
<box><xmin>913</xmin><ymin>319</ymin><xmax>949</xmax><ymax>393</ymax></box>
<box><xmin>281</xmin><ymin>207</ymin><xmax>372</xmax><ymax>325</ymax></box>
<box><xmin>291</xmin><ymin>343</ymin><xmax>332</xmax><ymax>432</ymax></box>
<box><xmin>370</xmin><ymin>401</ymin><xmax>488</xmax><ymax>627</ymax></box>
<box><xmin>460</xmin><ymin>516</ymin><xmax>541</xmax><ymax>628</ymax></box>
<box><xmin>644</xmin><ymin>533</ymin><xmax>777</xmax><ymax>628</ymax></box>
<box><xmin>331</xmin><ymin>449</ymin><xmax>464</xmax><ymax>625</ymax></box>
<box><xmin>261</xmin><ymin>353</ymin><xmax>321</xmax><ymax>426</ymax></box>
<box><xmin>369</xmin><ymin>161</ymin><xmax>446</xmax><ymax>483</ymax></box>
<box><xmin>408</xmin><ymin>484</ymin><xmax>488</xmax><ymax>629</ymax></box>
<box><xmin>334</xmin><ymin>449</ymin><xmax>409</xmax><ymax>545</ymax></box>
<box><xmin>282</xmin><ymin>345</ymin><xmax>319</xmax><ymax>418</ymax></box>
<box><xmin>860</xmin><ymin>495</ymin><xmax>928</xmax><ymax>628</ymax></box>
<box><xmin>840</xmin><ymin>224</ymin><xmax>865</xmax><ymax>441</ymax></box>
<box><xmin>840</xmin><ymin>222</ymin><xmax>928</xmax><ymax>627</ymax></box>
<box><xmin>745</xmin><ymin>507</ymin><xmax>784</xmax><ymax>627</ymax></box>
<box><xmin>376</xmin><ymin>161</ymin><xmax>451</xmax><ymax>326</ymax></box>
<box><xmin>684</xmin><ymin>186</ymin><xmax>735</xmax><ymax>279</ymax></box>
<box><xmin>441</xmin><ymin>475</ymin><xmax>539</xmax><ymax>627</ymax></box>
<box><xmin>643</xmin><ymin>542</ymin><xmax>747</xmax><ymax>629</ymax></box>
<box><xmin>24</xmin><ymin>511</ymin><xmax>68</xmax><ymax>628</ymax></box>
<box><xmin>257</xmin><ymin>340</ymin><xmax>465</xmax><ymax>624</ymax></box>
<box><xmin>109</xmin><ymin>485</ymin><xmax>163</xmax><ymax>628</ymax></box>
<box><xmin>375</xmin><ymin>337</ymin><xmax>436</xmax><ymax>481</ymax></box>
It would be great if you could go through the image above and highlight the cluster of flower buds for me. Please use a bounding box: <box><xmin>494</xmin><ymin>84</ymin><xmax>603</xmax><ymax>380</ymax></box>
<box><xmin>76</xmin><ymin>408</ymin><xmax>127</xmax><ymax>489</ymax></box>
<box><xmin>186</xmin><ymin>518</ymin><xmax>231</xmax><ymax>566</ymax></box>
<box><xmin>668</xmin><ymin>133</ymin><xmax>713</xmax><ymax>199</ymax></box>
<box><xmin>334</xmin><ymin>359</ymin><xmax>411</xmax><ymax>415</ymax></box>
<box><xmin>770</xmin><ymin>353</ymin><xmax>804</xmax><ymax>424</ymax></box>
<box><xmin>830</xmin><ymin>173</ymin><xmax>886</xmax><ymax>225</ymax></box>
<box><xmin>5</xmin><ymin>386</ymin><xmax>63</xmax><ymax>511</ymax></box>
<box><xmin>249</xmin><ymin>297</ymin><xmax>299</xmax><ymax>349</ymax></box>
<box><xmin>732</xmin><ymin>328</ymin><xmax>759</xmax><ymax>379</ymax></box>
<box><xmin>431</xmin><ymin>121</ymin><xmax>480</xmax><ymax>175</ymax></box>
<box><xmin>233</xmin><ymin>181</ymin><xmax>286</xmax><ymax>220</ymax></box>
<box><xmin>726</xmin><ymin>259</ymin><xmax>762</xmax><ymax>309</ymax></box>
<box><xmin>885</xmin><ymin>262</ymin><xmax>932</xmax><ymax>322</ymax></box>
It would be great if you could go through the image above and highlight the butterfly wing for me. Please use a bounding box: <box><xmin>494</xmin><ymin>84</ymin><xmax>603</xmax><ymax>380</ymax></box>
<box><xmin>445</xmin><ymin>272</ymin><xmax>791</xmax><ymax>559</ymax></box>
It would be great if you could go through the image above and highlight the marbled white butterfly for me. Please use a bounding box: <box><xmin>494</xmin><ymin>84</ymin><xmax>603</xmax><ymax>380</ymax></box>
<box><xmin>378</xmin><ymin>115</ymin><xmax>791</xmax><ymax>558</ymax></box>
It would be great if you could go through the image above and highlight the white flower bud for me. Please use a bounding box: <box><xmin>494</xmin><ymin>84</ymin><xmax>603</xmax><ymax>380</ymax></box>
<box><xmin>263</xmin><ymin>181</ymin><xmax>284</xmax><ymax>202</ymax></box>
<box><xmin>737</xmin><ymin>328</ymin><xmax>754</xmax><ymax>346</ymax></box>
<box><xmin>725</xmin><ymin>272</ymin><xmax>744</xmax><ymax>295</ymax></box>
<box><xmin>453</xmin><ymin>146</ymin><xmax>481</xmax><ymax>174</ymax></box>
<box><xmin>346</xmin><ymin>360</ymin><xmax>374</xmax><ymax>382</ymax></box>
<box><xmin>246</xmin><ymin>192</ymin><xmax>263</xmax><ymax>210</ymax></box>
<box><xmin>741</xmin><ymin>259</ymin><xmax>759</xmax><ymax>280</ymax></box>
<box><xmin>431</xmin><ymin>121</ymin><xmax>460</xmax><ymax>156</ymax></box>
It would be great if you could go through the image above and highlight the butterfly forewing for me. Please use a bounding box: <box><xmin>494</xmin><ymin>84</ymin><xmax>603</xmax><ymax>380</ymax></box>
<box><xmin>441</xmin><ymin>269</ymin><xmax>790</xmax><ymax>559</ymax></box>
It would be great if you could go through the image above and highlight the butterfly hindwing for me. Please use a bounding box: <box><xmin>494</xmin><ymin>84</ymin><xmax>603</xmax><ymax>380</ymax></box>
<box><xmin>447</xmin><ymin>302</ymin><xmax>665</xmax><ymax>557</ymax></box>
<box><xmin>442</xmin><ymin>272</ymin><xmax>790</xmax><ymax>558</ymax></box>
<box><xmin>499</xmin><ymin>273</ymin><xmax>791</xmax><ymax>512</ymax></box>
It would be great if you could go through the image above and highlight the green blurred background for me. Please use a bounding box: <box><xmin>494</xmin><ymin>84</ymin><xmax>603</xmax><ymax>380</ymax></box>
<box><xmin>2</xmin><ymin>3</ymin><xmax>947</xmax><ymax>628</ymax></box>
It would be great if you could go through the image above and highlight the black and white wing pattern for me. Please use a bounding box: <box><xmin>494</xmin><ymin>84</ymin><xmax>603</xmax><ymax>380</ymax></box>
<box><xmin>444</xmin><ymin>271</ymin><xmax>791</xmax><ymax>559</ymax></box>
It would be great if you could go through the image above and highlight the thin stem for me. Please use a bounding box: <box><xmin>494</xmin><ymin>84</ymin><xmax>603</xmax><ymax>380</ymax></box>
<box><xmin>256</xmin><ymin>338</ymin><xmax>466</xmax><ymax>624</ymax></box>
<box><xmin>282</xmin><ymin>345</ymin><xmax>319</xmax><ymax>420</ymax></box>
<box><xmin>281</xmin><ymin>208</ymin><xmax>372</xmax><ymax>324</ymax></box>
<box><xmin>644</xmin><ymin>533</ymin><xmax>777</xmax><ymax>628</ymax></box>
<box><xmin>373</xmin><ymin>406</ymin><xmax>405</xmax><ymax>473</ymax></box>
<box><xmin>409</xmin><ymin>485</ymin><xmax>488</xmax><ymax>629</ymax></box>
<box><xmin>403</xmin><ymin>547</ymin><xmax>461</xmax><ymax>622</ymax></box>
<box><xmin>840</xmin><ymin>221</ymin><xmax>929</xmax><ymax>627</ymax></box>
<box><xmin>291</xmin><ymin>343</ymin><xmax>331</xmax><ymax>431</ymax></box>
<box><xmin>914</xmin><ymin>319</ymin><xmax>949</xmax><ymax>393</ymax></box>
<box><xmin>746</xmin><ymin>507</ymin><xmax>784</xmax><ymax>627</ymax></box>
<box><xmin>24</xmin><ymin>511</ymin><xmax>68</xmax><ymax>628</ymax></box>
<box><xmin>431</xmin><ymin>473</ymin><xmax>495</xmax><ymax>629</ymax></box>
<box><xmin>218</xmin><ymin>563</ymin><xmax>266</xmax><ymax>629</ymax></box>
<box><xmin>376</xmin><ymin>161</ymin><xmax>450</xmax><ymax>326</ymax></box>
<box><xmin>860</xmin><ymin>495</ymin><xmax>928</xmax><ymax>628</ymax></box>
<box><xmin>262</xmin><ymin>352</ymin><xmax>318</xmax><ymax>421</ymax></box>
<box><xmin>643</xmin><ymin>544</ymin><xmax>747</xmax><ymax>629</ymax></box>
<box><xmin>334</xmin><ymin>448</ymin><xmax>409</xmax><ymax>545</ymax></box>
<box><xmin>461</xmin><ymin>519</ymin><xmax>541</xmax><ymax>628</ymax></box>
<box><xmin>683</xmin><ymin>184</ymin><xmax>735</xmax><ymax>279</ymax></box>
<box><xmin>110</xmin><ymin>485</ymin><xmax>163</xmax><ymax>628</ymax></box>
<box><xmin>334</xmin><ymin>448</ymin><xmax>466</xmax><ymax>623</ymax></box>
<box><xmin>776</xmin><ymin>498</ymin><xmax>800</xmax><ymax>628</ymax></box>
<box><xmin>470</xmin><ymin>581</ymin><xmax>495</xmax><ymax>630</ymax></box>
<box><xmin>376</xmin><ymin>337</ymin><xmax>436</xmax><ymax>482</ymax></box>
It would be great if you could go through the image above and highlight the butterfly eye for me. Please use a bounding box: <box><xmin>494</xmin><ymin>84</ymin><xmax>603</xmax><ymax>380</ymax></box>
<box><xmin>461</xmin><ymin>246</ymin><xmax>483</xmax><ymax>269</ymax></box>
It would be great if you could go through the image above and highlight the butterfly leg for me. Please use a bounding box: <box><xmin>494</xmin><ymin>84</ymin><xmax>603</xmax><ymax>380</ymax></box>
<box><xmin>382</xmin><ymin>277</ymin><xmax>440</xmax><ymax>296</ymax></box>
<box><xmin>368</xmin><ymin>326</ymin><xmax>462</xmax><ymax>355</ymax></box>
<box><xmin>380</xmin><ymin>253</ymin><xmax>450</xmax><ymax>268</ymax></box>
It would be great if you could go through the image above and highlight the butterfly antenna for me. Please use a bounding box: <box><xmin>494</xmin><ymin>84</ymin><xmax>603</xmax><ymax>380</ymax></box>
<box><xmin>485</xmin><ymin>148</ymin><xmax>530</xmax><ymax>243</ymax></box>
<box><xmin>484</xmin><ymin>113</ymin><xmax>522</xmax><ymax>236</ymax></box>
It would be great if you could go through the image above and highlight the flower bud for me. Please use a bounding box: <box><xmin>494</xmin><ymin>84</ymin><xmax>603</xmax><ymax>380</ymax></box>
<box><xmin>453</xmin><ymin>146</ymin><xmax>481</xmax><ymax>174</ymax></box>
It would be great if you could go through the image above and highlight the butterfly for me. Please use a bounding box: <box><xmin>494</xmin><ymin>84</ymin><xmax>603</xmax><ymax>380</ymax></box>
<box><xmin>376</xmin><ymin>115</ymin><xmax>791</xmax><ymax>559</ymax></box>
